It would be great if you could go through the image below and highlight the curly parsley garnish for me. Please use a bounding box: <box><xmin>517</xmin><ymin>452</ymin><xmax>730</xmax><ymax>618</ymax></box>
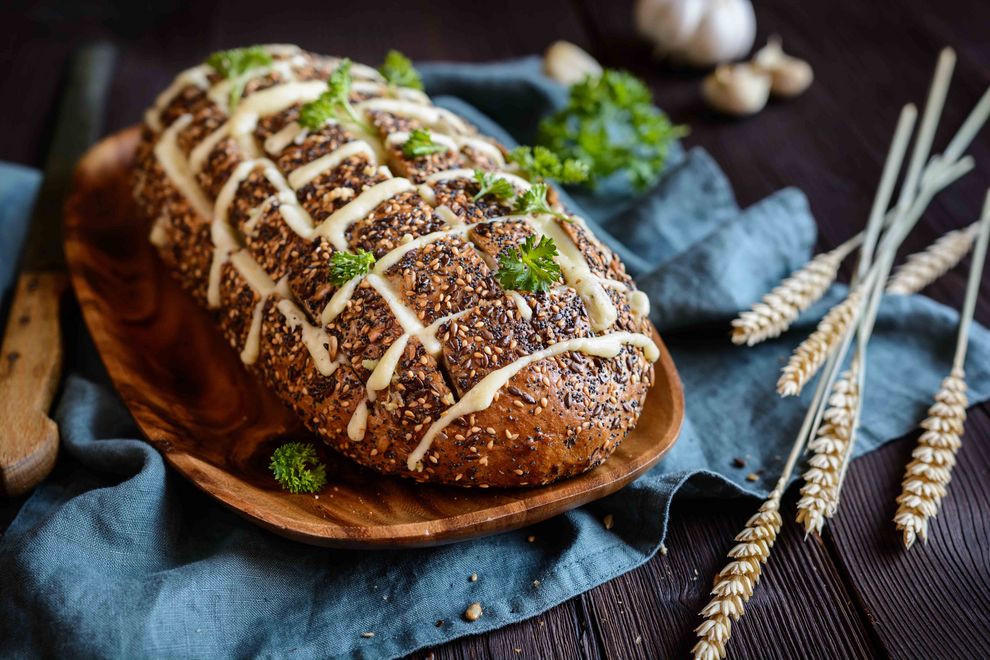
<box><xmin>298</xmin><ymin>59</ymin><xmax>371</xmax><ymax>132</ymax></box>
<box><xmin>330</xmin><ymin>249</ymin><xmax>376</xmax><ymax>285</ymax></box>
<box><xmin>379</xmin><ymin>50</ymin><xmax>423</xmax><ymax>90</ymax></box>
<box><xmin>269</xmin><ymin>442</ymin><xmax>327</xmax><ymax>494</ymax></box>
<box><xmin>206</xmin><ymin>46</ymin><xmax>273</xmax><ymax>109</ymax></box>
<box><xmin>509</xmin><ymin>145</ymin><xmax>589</xmax><ymax>184</ymax></box>
<box><xmin>538</xmin><ymin>69</ymin><xmax>687</xmax><ymax>189</ymax></box>
<box><xmin>512</xmin><ymin>183</ymin><xmax>569</xmax><ymax>221</ymax></box>
<box><xmin>402</xmin><ymin>128</ymin><xmax>447</xmax><ymax>158</ymax></box>
<box><xmin>497</xmin><ymin>235</ymin><xmax>562</xmax><ymax>293</ymax></box>
<box><xmin>472</xmin><ymin>170</ymin><xmax>515</xmax><ymax>202</ymax></box>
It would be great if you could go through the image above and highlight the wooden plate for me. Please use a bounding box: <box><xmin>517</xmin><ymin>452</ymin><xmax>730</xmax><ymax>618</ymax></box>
<box><xmin>64</xmin><ymin>128</ymin><xmax>685</xmax><ymax>548</ymax></box>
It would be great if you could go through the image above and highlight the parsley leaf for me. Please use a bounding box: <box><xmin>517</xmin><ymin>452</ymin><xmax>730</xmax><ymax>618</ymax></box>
<box><xmin>402</xmin><ymin>128</ymin><xmax>447</xmax><ymax>158</ymax></box>
<box><xmin>512</xmin><ymin>183</ymin><xmax>569</xmax><ymax>221</ymax></box>
<box><xmin>497</xmin><ymin>235</ymin><xmax>562</xmax><ymax>293</ymax></box>
<box><xmin>298</xmin><ymin>59</ymin><xmax>372</xmax><ymax>132</ymax></box>
<box><xmin>330</xmin><ymin>248</ymin><xmax>376</xmax><ymax>285</ymax></box>
<box><xmin>537</xmin><ymin>69</ymin><xmax>687</xmax><ymax>190</ymax></box>
<box><xmin>379</xmin><ymin>50</ymin><xmax>423</xmax><ymax>90</ymax></box>
<box><xmin>509</xmin><ymin>145</ymin><xmax>589</xmax><ymax>184</ymax></box>
<box><xmin>206</xmin><ymin>46</ymin><xmax>274</xmax><ymax>109</ymax></box>
<box><xmin>472</xmin><ymin>170</ymin><xmax>515</xmax><ymax>202</ymax></box>
<box><xmin>269</xmin><ymin>442</ymin><xmax>327</xmax><ymax>494</ymax></box>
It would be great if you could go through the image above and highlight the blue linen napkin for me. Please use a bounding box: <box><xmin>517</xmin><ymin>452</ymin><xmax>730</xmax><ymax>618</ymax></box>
<box><xmin>2</xmin><ymin>57</ymin><xmax>990</xmax><ymax>659</ymax></box>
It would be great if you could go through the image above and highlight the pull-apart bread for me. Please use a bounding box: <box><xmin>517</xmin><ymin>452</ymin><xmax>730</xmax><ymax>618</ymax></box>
<box><xmin>133</xmin><ymin>44</ymin><xmax>660</xmax><ymax>488</ymax></box>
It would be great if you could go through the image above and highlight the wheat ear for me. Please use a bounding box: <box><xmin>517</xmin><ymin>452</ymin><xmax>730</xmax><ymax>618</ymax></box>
<box><xmin>894</xmin><ymin>189</ymin><xmax>990</xmax><ymax>548</ymax></box>
<box><xmin>886</xmin><ymin>221</ymin><xmax>980</xmax><ymax>294</ymax></box>
<box><xmin>894</xmin><ymin>370</ymin><xmax>968</xmax><ymax>548</ymax></box>
<box><xmin>795</xmin><ymin>363</ymin><xmax>861</xmax><ymax>535</ymax></box>
<box><xmin>691</xmin><ymin>489</ymin><xmax>783</xmax><ymax>660</ymax></box>
<box><xmin>731</xmin><ymin>242</ymin><xmax>855</xmax><ymax>346</ymax></box>
<box><xmin>776</xmin><ymin>284</ymin><xmax>867</xmax><ymax>397</ymax></box>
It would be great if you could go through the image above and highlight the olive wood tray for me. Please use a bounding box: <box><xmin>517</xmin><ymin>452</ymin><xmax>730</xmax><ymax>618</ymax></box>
<box><xmin>64</xmin><ymin>127</ymin><xmax>685</xmax><ymax>548</ymax></box>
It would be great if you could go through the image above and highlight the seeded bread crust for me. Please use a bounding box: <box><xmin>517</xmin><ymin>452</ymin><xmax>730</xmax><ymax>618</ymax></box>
<box><xmin>133</xmin><ymin>46</ymin><xmax>656</xmax><ymax>488</ymax></box>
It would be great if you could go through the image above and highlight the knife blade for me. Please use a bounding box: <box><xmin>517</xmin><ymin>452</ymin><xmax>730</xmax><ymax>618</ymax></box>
<box><xmin>0</xmin><ymin>42</ymin><xmax>116</xmax><ymax>497</ymax></box>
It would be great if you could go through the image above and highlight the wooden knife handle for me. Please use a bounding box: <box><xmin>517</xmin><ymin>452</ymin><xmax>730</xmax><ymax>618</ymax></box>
<box><xmin>0</xmin><ymin>271</ymin><xmax>67</xmax><ymax>497</ymax></box>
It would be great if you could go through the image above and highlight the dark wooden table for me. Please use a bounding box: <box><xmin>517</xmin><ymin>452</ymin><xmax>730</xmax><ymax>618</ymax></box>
<box><xmin>3</xmin><ymin>1</ymin><xmax>989</xmax><ymax>657</ymax></box>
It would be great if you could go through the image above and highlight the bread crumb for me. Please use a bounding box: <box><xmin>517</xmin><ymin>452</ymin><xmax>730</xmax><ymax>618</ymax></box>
<box><xmin>464</xmin><ymin>602</ymin><xmax>483</xmax><ymax>622</ymax></box>
<box><xmin>659</xmin><ymin>544</ymin><xmax>668</xmax><ymax>556</ymax></box>
<box><xmin>469</xmin><ymin>573</ymin><xmax>478</xmax><ymax>582</ymax></box>
<box><xmin>527</xmin><ymin>535</ymin><xmax>536</xmax><ymax>543</ymax></box>
<box><xmin>360</xmin><ymin>632</ymin><xmax>374</xmax><ymax>638</ymax></box>
<box><xmin>603</xmin><ymin>514</ymin><xmax>614</xmax><ymax>530</ymax></box>
<box><xmin>532</xmin><ymin>580</ymin><xmax>541</xmax><ymax>588</ymax></box>
<box><xmin>746</xmin><ymin>472</ymin><xmax>759</xmax><ymax>482</ymax></box>
<box><xmin>732</xmin><ymin>457</ymin><xmax>747</xmax><ymax>468</ymax></box>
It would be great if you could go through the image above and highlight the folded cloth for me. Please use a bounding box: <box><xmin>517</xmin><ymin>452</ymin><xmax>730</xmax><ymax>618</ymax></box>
<box><xmin>3</xmin><ymin>57</ymin><xmax>990</xmax><ymax>659</ymax></box>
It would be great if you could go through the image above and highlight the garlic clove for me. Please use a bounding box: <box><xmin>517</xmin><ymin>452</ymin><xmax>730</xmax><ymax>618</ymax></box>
<box><xmin>635</xmin><ymin>0</ymin><xmax>707</xmax><ymax>57</ymax></box>
<box><xmin>753</xmin><ymin>36</ymin><xmax>814</xmax><ymax>97</ymax></box>
<box><xmin>681</xmin><ymin>0</ymin><xmax>757</xmax><ymax>68</ymax></box>
<box><xmin>543</xmin><ymin>41</ymin><xmax>603</xmax><ymax>86</ymax></box>
<box><xmin>702</xmin><ymin>63</ymin><xmax>771</xmax><ymax>116</ymax></box>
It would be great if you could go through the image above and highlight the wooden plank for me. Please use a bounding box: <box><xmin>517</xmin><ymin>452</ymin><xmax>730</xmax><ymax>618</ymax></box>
<box><xmin>428</xmin><ymin>600</ymin><xmax>600</xmax><ymax>660</ymax></box>
<box><xmin>826</xmin><ymin>410</ymin><xmax>990</xmax><ymax>659</ymax></box>
<box><xmin>579</xmin><ymin>491</ymin><xmax>880</xmax><ymax>658</ymax></box>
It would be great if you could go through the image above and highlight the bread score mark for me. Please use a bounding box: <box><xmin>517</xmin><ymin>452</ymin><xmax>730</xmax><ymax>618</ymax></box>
<box><xmin>406</xmin><ymin>331</ymin><xmax>660</xmax><ymax>470</ymax></box>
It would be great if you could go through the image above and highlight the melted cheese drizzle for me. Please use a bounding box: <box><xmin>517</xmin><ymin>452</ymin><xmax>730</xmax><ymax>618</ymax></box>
<box><xmin>406</xmin><ymin>331</ymin><xmax>660</xmax><ymax>469</ymax></box>
<box><xmin>425</xmin><ymin>168</ymin><xmax>531</xmax><ymax>191</ymax></box>
<box><xmin>287</xmin><ymin>140</ymin><xmax>377</xmax><ymax>189</ymax></box>
<box><xmin>351</xmin><ymin>80</ymin><xmax>431</xmax><ymax>105</ymax></box>
<box><xmin>314</xmin><ymin>178</ymin><xmax>414</xmax><ymax>249</ymax></box>
<box><xmin>276</xmin><ymin>299</ymin><xmax>340</xmax><ymax>376</ymax></box>
<box><xmin>527</xmin><ymin>213</ymin><xmax>617</xmax><ymax>332</ymax></box>
<box><xmin>356</xmin><ymin>98</ymin><xmax>471</xmax><ymax>135</ymax></box>
<box><xmin>227</xmin><ymin>80</ymin><xmax>327</xmax><ymax>154</ymax></box>
<box><xmin>320</xmin><ymin>276</ymin><xmax>362</xmax><ymax>326</ymax></box>
<box><xmin>507</xmin><ymin>291</ymin><xmax>533</xmax><ymax>321</ymax></box>
<box><xmin>145</xmin><ymin>65</ymin><xmax>212</xmax><ymax>132</ymax></box>
<box><xmin>154</xmin><ymin>115</ymin><xmax>212</xmax><ymax>218</ymax></box>
<box><xmin>264</xmin><ymin>121</ymin><xmax>310</xmax><ymax>155</ymax></box>
<box><xmin>347</xmin><ymin>399</ymin><xmax>369</xmax><ymax>441</ymax></box>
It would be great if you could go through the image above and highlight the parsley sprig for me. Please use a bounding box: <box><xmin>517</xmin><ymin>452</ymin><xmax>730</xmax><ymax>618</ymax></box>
<box><xmin>379</xmin><ymin>50</ymin><xmax>423</xmax><ymax>90</ymax></box>
<box><xmin>512</xmin><ymin>183</ymin><xmax>569</xmax><ymax>221</ymax></box>
<box><xmin>330</xmin><ymin>249</ymin><xmax>376</xmax><ymax>285</ymax></box>
<box><xmin>472</xmin><ymin>170</ymin><xmax>516</xmax><ymax>202</ymax></box>
<box><xmin>298</xmin><ymin>59</ymin><xmax>372</xmax><ymax>132</ymax></box>
<box><xmin>206</xmin><ymin>46</ymin><xmax>273</xmax><ymax>109</ymax></box>
<box><xmin>497</xmin><ymin>235</ymin><xmax>562</xmax><ymax>293</ymax></box>
<box><xmin>538</xmin><ymin>69</ymin><xmax>687</xmax><ymax>189</ymax></box>
<box><xmin>402</xmin><ymin>128</ymin><xmax>447</xmax><ymax>158</ymax></box>
<box><xmin>509</xmin><ymin>145</ymin><xmax>589</xmax><ymax>184</ymax></box>
<box><xmin>269</xmin><ymin>442</ymin><xmax>327</xmax><ymax>494</ymax></box>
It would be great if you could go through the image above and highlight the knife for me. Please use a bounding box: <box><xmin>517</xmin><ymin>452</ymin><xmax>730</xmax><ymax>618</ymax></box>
<box><xmin>0</xmin><ymin>42</ymin><xmax>116</xmax><ymax>497</ymax></box>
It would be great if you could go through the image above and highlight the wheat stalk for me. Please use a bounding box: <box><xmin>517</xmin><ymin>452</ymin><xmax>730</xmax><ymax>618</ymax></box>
<box><xmin>887</xmin><ymin>221</ymin><xmax>980</xmax><ymax>294</ymax></box>
<box><xmin>692</xmin><ymin>489</ymin><xmax>783</xmax><ymax>660</ymax></box>
<box><xmin>894</xmin><ymin>189</ymin><xmax>990</xmax><ymax>549</ymax></box>
<box><xmin>893</xmin><ymin>369</ymin><xmax>968</xmax><ymax>548</ymax></box>
<box><xmin>795</xmin><ymin>364</ymin><xmax>861</xmax><ymax>535</ymax></box>
<box><xmin>731</xmin><ymin>244</ymin><xmax>853</xmax><ymax>346</ymax></box>
<box><xmin>776</xmin><ymin>284</ymin><xmax>866</xmax><ymax>396</ymax></box>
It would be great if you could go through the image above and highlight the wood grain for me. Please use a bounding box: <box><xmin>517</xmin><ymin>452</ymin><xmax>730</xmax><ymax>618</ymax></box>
<box><xmin>0</xmin><ymin>271</ymin><xmax>65</xmax><ymax>496</ymax></box>
<box><xmin>63</xmin><ymin>127</ymin><xmax>684</xmax><ymax>548</ymax></box>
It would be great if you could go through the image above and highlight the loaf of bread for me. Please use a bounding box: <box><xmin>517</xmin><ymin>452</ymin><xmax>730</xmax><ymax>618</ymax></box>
<box><xmin>132</xmin><ymin>44</ymin><xmax>660</xmax><ymax>488</ymax></box>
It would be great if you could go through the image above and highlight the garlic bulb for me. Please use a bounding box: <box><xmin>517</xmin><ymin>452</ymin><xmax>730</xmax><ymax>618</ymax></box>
<box><xmin>634</xmin><ymin>0</ymin><xmax>757</xmax><ymax>68</ymax></box>
<box><xmin>543</xmin><ymin>41</ymin><xmax>603</xmax><ymax>86</ymax></box>
<box><xmin>702</xmin><ymin>63</ymin><xmax>771</xmax><ymax>116</ymax></box>
<box><xmin>753</xmin><ymin>36</ymin><xmax>814</xmax><ymax>97</ymax></box>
